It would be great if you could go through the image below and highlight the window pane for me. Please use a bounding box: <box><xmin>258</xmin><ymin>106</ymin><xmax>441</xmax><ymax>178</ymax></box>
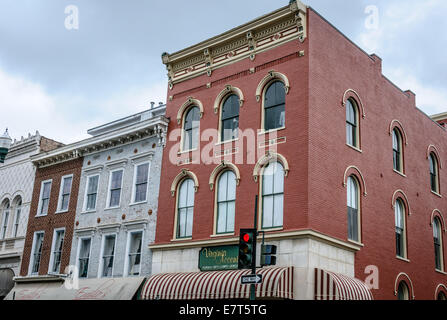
<box><xmin>109</xmin><ymin>190</ymin><xmax>121</xmax><ymax>207</ymax></box>
<box><xmin>87</xmin><ymin>194</ymin><xmax>97</xmax><ymax>211</ymax></box>
<box><xmin>186</xmin><ymin>208</ymin><xmax>194</xmax><ymax>237</ymax></box>
<box><xmin>262</xmin><ymin>195</ymin><xmax>274</xmax><ymax>228</ymax></box>
<box><xmin>79</xmin><ymin>238</ymin><xmax>91</xmax><ymax>278</ymax></box>
<box><xmin>136</xmin><ymin>164</ymin><xmax>149</xmax><ymax>184</ymax></box>
<box><xmin>222</xmin><ymin>95</ymin><xmax>240</xmax><ymax>120</ymax></box>
<box><xmin>102</xmin><ymin>235</ymin><xmax>115</xmax><ymax>277</ymax></box>
<box><xmin>217</xmin><ymin>172</ymin><xmax>228</xmax><ymax>202</ymax></box>
<box><xmin>128</xmin><ymin>232</ymin><xmax>142</xmax><ymax>276</ymax></box>
<box><xmin>111</xmin><ymin>171</ymin><xmax>123</xmax><ymax>189</ymax></box>
<box><xmin>265</xmin><ymin>105</ymin><xmax>285</xmax><ymax>131</ymax></box>
<box><xmin>226</xmin><ymin>172</ymin><xmax>237</xmax><ymax>201</ymax></box>
<box><xmin>63</xmin><ymin>177</ymin><xmax>72</xmax><ymax>195</ymax></box>
<box><xmin>226</xmin><ymin>201</ymin><xmax>235</xmax><ymax>232</ymax></box>
<box><xmin>264</xmin><ymin>81</ymin><xmax>285</xmax><ymax>108</ymax></box>
<box><xmin>52</xmin><ymin>231</ymin><xmax>65</xmax><ymax>273</ymax></box>
<box><xmin>273</xmin><ymin>194</ymin><xmax>284</xmax><ymax>227</ymax></box>
<box><xmin>87</xmin><ymin>176</ymin><xmax>99</xmax><ymax>194</ymax></box>
<box><xmin>273</xmin><ymin>163</ymin><xmax>284</xmax><ymax>194</ymax></box>
<box><xmin>217</xmin><ymin>202</ymin><xmax>227</xmax><ymax>234</ymax></box>
<box><xmin>263</xmin><ymin>165</ymin><xmax>274</xmax><ymax>195</ymax></box>
<box><xmin>178</xmin><ymin>208</ymin><xmax>187</xmax><ymax>237</ymax></box>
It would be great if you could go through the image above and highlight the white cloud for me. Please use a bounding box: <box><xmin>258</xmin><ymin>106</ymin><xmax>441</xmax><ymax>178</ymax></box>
<box><xmin>387</xmin><ymin>68</ymin><xmax>447</xmax><ymax>115</ymax></box>
<box><xmin>0</xmin><ymin>67</ymin><xmax>168</xmax><ymax>145</ymax></box>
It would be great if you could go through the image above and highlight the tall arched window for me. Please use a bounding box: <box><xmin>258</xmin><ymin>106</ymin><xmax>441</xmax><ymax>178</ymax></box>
<box><xmin>216</xmin><ymin>171</ymin><xmax>236</xmax><ymax>234</ymax></box>
<box><xmin>346</xmin><ymin>99</ymin><xmax>359</xmax><ymax>148</ymax></box>
<box><xmin>13</xmin><ymin>196</ymin><xmax>22</xmax><ymax>238</ymax></box>
<box><xmin>393</xmin><ymin>128</ymin><xmax>403</xmax><ymax>173</ymax></box>
<box><xmin>1</xmin><ymin>200</ymin><xmax>10</xmax><ymax>240</ymax></box>
<box><xmin>262</xmin><ymin>162</ymin><xmax>284</xmax><ymax>229</ymax></box>
<box><xmin>347</xmin><ymin>176</ymin><xmax>360</xmax><ymax>242</ymax></box>
<box><xmin>395</xmin><ymin>198</ymin><xmax>407</xmax><ymax>258</ymax></box>
<box><xmin>429</xmin><ymin>153</ymin><xmax>440</xmax><ymax>193</ymax></box>
<box><xmin>433</xmin><ymin>217</ymin><xmax>444</xmax><ymax>271</ymax></box>
<box><xmin>221</xmin><ymin>94</ymin><xmax>240</xmax><ymax>142</ymax></box>
<box><xmin>397</xmin><ymin>281</ymin><xmax>410</xmax><ymax>300</ymax></box>
<box><xmin>264</xmin><ymin>81</ymin><xmax>286</xmax><ymax>131</ymax></box>
<box><xmin>438</xmin><ymin>291</ymin><xmax>447</xmax><ymax>300</ymax></box>
<box><xmin>182</xmin><ymin>107</ymin><xmax>200</xmax><ymax>151</ymax></box>
<box><xmin>177</xmin><ymin>179</ymin><xmax>195</xmax><ymax>238</ymax></box>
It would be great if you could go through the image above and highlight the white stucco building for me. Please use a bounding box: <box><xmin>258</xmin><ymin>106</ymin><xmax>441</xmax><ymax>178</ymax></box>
<box><xmin>0</xmin><ymin>132</ymin><xmax>63</xmax><ymax>299</ymax></box>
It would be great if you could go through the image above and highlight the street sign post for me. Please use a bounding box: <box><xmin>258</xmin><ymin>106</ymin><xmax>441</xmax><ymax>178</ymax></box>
<box><xmin>241</xmin><ymin>274</ymin><xmax>263</xmax><ymax>285</ymax></box>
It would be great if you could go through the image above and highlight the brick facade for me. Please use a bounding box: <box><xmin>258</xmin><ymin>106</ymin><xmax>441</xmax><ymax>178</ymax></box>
<box><xmin>152</xmin><ymin>4</ymin><xmax>447</xmax><ymax>300</ymax></box>
<box><xmin>20</xmin><ymin>158</ymin><xmax>83</xmax><ymax>276</ymax></box>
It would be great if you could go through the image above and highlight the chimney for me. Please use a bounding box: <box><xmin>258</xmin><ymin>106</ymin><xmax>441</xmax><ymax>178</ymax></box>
<box><xmin>150</xmin><ymin>102</ymin><xmax>155</xmax><ymax>109</ymax></box>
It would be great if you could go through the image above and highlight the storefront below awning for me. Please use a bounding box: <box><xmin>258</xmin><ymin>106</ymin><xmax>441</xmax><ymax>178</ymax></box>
<box><xmin>314</xmin><ymin>268</ymin><xmax>374</xmax><ymax>300</ymax></box>
<box><xmin>139</xmin><ymin>267</ymin><xmax>293</xmax><ymax>300</ymax></box>
<box><xmin>5</xmin><ymin>276</ymin><xmax>145</xmax><ymax>300</ymax></box>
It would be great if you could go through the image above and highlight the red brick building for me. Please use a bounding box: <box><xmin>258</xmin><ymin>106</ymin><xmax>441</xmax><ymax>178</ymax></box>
<box><xmin>145</xmin><ymin>1</ymin><xmax>447</xmax><ymax>300</ymax></box>
<box><xmin>19</xmin><ymin>156</ymin><xmax>83</xmax><ymax>279</ymax></box>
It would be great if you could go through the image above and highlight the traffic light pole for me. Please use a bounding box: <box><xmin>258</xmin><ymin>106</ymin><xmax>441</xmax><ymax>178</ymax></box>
<box><xmin>250</xmin><ymin>195</ymin><xmax>258</xmax><ymax>301</ymax></box>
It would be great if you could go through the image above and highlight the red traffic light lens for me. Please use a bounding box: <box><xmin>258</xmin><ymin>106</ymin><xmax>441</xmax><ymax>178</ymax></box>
<box><xmin>243</xmin><ymin>233</ymin><xmax>250</xmax><ymax>242</ymax></box>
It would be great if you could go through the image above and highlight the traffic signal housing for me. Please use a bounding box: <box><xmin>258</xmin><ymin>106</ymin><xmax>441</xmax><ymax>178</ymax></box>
<box><xmin>238</xmin><ymin>229</ymin><xmax>256</xmax><ymax>270</ymax></box>
<box><xmin>261</xmin><ymin>244</ymin><xmax>277</xmax><ymax>267</ymax></box>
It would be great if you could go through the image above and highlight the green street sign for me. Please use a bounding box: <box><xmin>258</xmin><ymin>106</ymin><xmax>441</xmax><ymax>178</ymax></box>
<box><xmin>199</xmin><ymin>245</ymin><xmax>239</xmax><ymax>271</ymax></box>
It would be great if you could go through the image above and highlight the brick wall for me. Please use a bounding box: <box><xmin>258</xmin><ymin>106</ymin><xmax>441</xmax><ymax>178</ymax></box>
<box><xmin>20</xmin><ymin>157</ymin><xmax>83</xmax><ymax>276</ymax></box>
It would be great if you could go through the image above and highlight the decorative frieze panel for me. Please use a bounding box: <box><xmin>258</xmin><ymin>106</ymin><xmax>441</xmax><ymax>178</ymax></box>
<box><xmin>163</xmin><ymin>1</ymin><xmax>308</xmax><ymax>86</ymax></box>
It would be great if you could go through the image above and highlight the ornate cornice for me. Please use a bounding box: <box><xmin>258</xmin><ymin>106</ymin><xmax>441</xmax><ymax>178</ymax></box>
<box><xmin>162</xmin><ymin>1</ymin><xmax>307</xmax><ymax>87</ymax></box>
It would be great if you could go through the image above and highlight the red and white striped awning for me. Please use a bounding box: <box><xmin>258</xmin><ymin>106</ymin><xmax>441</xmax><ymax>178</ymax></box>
<box><xmin>314</xmin><ymin>268</ymin><xmax>373</xmax><ymax>300</ymax></box>
<box><xmin>140</xmin><ymin>267</ymin><xmax>293</xmax><ymax>300</ymax></box>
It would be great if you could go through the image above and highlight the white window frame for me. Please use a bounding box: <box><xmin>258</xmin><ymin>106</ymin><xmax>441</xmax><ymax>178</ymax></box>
<box><xmin>75</xmin><ymin>236</ymin><xmax>93</xmax><ymax>278</ymax></box>
<box><xmin>1</xmin><ymin>208</ymin><xmax>9</xmax><ymax>240</ymax></box>
<box><xmin>123</xmin><ymin>230</ymin><xmax>144</xmax><ymax>277</ymax></box>
<box><xmin>28</xmin><ymin>231</ymin><xmax>45</xmax><ymax>276</ymax></box>
<box><xmin>106</xmin><ymin>169</ymin><xmax>124</xmax><ymax>209</ymax></box>
<box><xmin>13</xmin><ymin>205</ymin><xmax>21</xmax><ymax>238</ymax></box>
<box><xmin>48</xmin><ymin>227</ymin><xmax>66</xmax><ymax>275</ymax></box>
<box><xmin>37</xmin><ymin>179</ymin><xmax>52</xmax><ymax>217</ymax></box>
<box><xmin>97</xmin><ymin>233</ymin><xmax>117</xmax><ymax>278</ymax></box>
<box><xmin>56</xmin><ymin>174</ymin><xmax>73</xmax><ymax>213</ymax></box>
<box><xmin>82</xmin><ymin>174</ymin><xmax>100</xmax><ymax>213</ymax></box>
<box><xmin>131</xmin><ymin>162</ymin><xmax>151</xmax><ymax>205</ymax></box>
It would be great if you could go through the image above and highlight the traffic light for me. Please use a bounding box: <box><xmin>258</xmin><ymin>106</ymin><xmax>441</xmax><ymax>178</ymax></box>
<box><xmin>261</xmin><ymin>244</ymin><xmax>277</xmax><ymax>266</ymax></box>
<box><xmin>238</xmin><ymin>229</ymin><xmax>256</xmax><ymax>269</ymax></box>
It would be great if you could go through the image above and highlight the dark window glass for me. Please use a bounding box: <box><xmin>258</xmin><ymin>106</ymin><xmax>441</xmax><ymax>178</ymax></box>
<box><xmin>347</xmin><ymin>176</ymin><xmax>359</xmax><ymax>242</ymax></box>
<box><xmin>346</xmin><ymin>100</ymin><xmax>357</xmax><ymax>147</ymax></box>
<box><xmin>183</xmin><ymin>107</ymin><xmax>200</xmax><ymax>151</ymax></box>
<box><xmin>397</xmin><ymin>282</ymin><xmax>409</xmax><ymax>300</ymax></box>
<box><xmin>264</xmin><ymin>81</ymin><xmax>285</xmax><ymax>131</ymax></box>
<box><xmin>395</xmin><ymin>199</ymin><xmax>405</xmax><ymax>258</ymax></box>
<box><xmin>221</xmin><ymin>95</ymin><xmax>240</xmax><ymax>142</ymax></box>
<box><xmin>430</xmin><ymin>154</ymin><xmax>439</xmax><ymax>193</ymax></box>
<box><xmin>393</xmin><ymin>129</ymin><xmax>402</xmax><ymax>172</ymax></box>
<box><xmin>434</xmin><ymin>218</ymin><xmax>443</xmax><ymax>270</ymax></box>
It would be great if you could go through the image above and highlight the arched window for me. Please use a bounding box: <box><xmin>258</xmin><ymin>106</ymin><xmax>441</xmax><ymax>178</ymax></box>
<box><xmin>13</xmin><ymin>196</ymin><xmax>22</xmax><ymax>238</ymax></box>
<box><xmin>346</xmin><ymin>99</ymin><xmax>359</xmax><ymax>148</ymax></box>
<box><xmin>1</xmin><ymin>200</ymin><xmax>10</xmax><ymax>240</ymax></box>
<box><xmin>261</xmin><ymin>162</ymin><xmax>284</xmax><ymax>229</ymax></box>
<box><xmin>264</xmin><ymin>81</ymin><xmax>286</xmax><ymax>131</ymax></box>
<box><xmin>395</xmin><ymin>198</ymin><xmax>407</xmax><ymax>258</ymax></box>
<box><xmin>433</xmin><ymin>217</ymin><xmax>444</xmax><ymax>271</ymax></box>
<box><xmin>438</xmin><ymin>291</ymin><xmax>447</xmax><ymax>300</ymax></box>
<box><xmin>216</xmin><ymin>171</ymin><xmax>237</xmax><ymax>234</ymax></box>
<box><xmin>397</xmin><ymin>281</ymin><xmax>410</xmax><ymax>300</ymax></box>
<box><xmin>221</xmin><ymin>94</ymin><xmax>240</xmax><ymax>142</ymax></box>
<box><xmin>393</xmin><ymin>128</ymin><xmax>404</xmax><ymax>173</ymax></box>
<box><xmin>347</xmin><ymin>176</ymin><xmax>361</xmax><ymax>242</ymax></box>
<box><xmin>177</xmin><ymin>179</ymin><xmax>195</xmax><ymax>238</ymax></box>
<box><xmin>430</xmin><ymin>153</ymin><xmax>440</xmax><ymax>193</ymax></box>
<box><xmin>182</xmin><ymin>107</ymin><xmax>200</xmax><ymax>151</ymax></box>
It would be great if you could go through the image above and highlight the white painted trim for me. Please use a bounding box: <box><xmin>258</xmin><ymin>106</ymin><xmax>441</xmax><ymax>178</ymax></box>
<box><xmin>130</xmin><ymin>161</ymin><xmax>151</xmax><ymax>205</ymax></box>
<box><xmin>97</xmin><ymin>233</ymin><xmax>117</xmax><ymax>278</ymax></box>
<box><xmin>123</xmin><ymin>229</ymin><xmax>144</xmax><ymax>277</ymax></box>
<box><xmin>56</xmin><ymin>174</ymin><xmax>73</xmax><ymax>213</ymax></box>
<box><xmin>28</xmin><ymin>231</ymin><xmax>45</xmax><ymax>276</ymax></box>
<box><xmin>82</xmin><ymin>174</ymin><xmax>100</xmax><ymax>213</ymax></box>
<box><xmin>48</xmin><ymin>227</ymin><xmax>66</xmax><ymax>275</ymax></box>
<box><xmin>36</xmin><ymin>179</ymin><xmax>52</xmax><ymax>217</ymax></box>
<box><xmin>75</xmin><ymin>236</ymin><xmax>93</xmax><ymax>279</ymax></box>
<box><xmin>105</xmin><ymin>169</ymin><xmax>124</xmax><ymax>209</ymax></box>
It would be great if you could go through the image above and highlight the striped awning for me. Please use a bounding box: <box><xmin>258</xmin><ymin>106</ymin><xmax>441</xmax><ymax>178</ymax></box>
<box><xmin>140</xmin><ymin>267</ymin><xmax>293</xmax><ymax>300</ymax></box>
<box><xmin>314</xmin><ymin>268</ymin><xmax>373</xmax><ymax>300</ymax></box>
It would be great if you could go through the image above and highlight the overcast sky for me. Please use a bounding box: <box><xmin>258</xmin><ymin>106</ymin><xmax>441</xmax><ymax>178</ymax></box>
<box><xmin>1</xmin><ymin>0</ymin><xmax>446</xmax><ymax>144</ymax></box>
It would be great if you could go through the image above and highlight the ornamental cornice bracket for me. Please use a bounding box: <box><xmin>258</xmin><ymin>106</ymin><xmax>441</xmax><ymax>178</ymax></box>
<box><xmin>246</xmin><ymin>30</ymin><xmax>257</xmax><ymax>61</ymax></box>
